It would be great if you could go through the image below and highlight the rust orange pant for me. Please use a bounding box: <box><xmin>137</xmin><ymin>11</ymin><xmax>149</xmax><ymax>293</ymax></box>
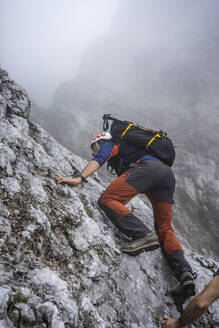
<box><xmin>98</xmin><ymin>160</ymin><xmax>192</xmax><ymax>276</ymax></box>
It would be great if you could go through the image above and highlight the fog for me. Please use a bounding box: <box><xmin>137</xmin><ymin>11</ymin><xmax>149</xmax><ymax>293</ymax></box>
<box><xmin>1</xmin><ymin>0</ymin><xmax>219</xmax><ymax>109</ymax></box>
<box><xmin>77</xmin><ymin>0</ymin><xmax>219</xmax><ymax>113</ymax></box>
<box><xmin>1</xmin><ymin>0</ymin><xmax>219</xmax><ymax>260</ymax></box>
<box><xmin>0</xmin><ymin>0</ymin><xmax>119</xmax><ymax>106</ymax></box>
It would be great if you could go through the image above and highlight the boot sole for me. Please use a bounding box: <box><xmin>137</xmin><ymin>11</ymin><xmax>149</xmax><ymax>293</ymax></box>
<box><xmin>120</xmin><ymin>241</ymin><xmax>160</xmax><ymax>256</ymax></box>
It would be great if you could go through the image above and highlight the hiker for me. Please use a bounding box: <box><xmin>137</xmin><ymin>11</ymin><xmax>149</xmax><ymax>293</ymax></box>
<box><xmin>57</xmin><ymin>118</ymin><xmax>195</xmax><ymax>297</ymax></box>
<box><xmin>162</xmin><ymin>268</ymin><xmax>219</xmax><ymax>327</ymax></box>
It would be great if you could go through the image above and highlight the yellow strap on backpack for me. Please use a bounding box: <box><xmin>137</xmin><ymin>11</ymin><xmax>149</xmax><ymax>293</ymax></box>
<box><xmin>146</xmin><ymin>133</ymin><xmax>161</xmax><ymax>149</ymax></box>
<box><xmin>120</xmin><ymin>123</ymin><xmax>136</xmax><ymax>139</ymax></box>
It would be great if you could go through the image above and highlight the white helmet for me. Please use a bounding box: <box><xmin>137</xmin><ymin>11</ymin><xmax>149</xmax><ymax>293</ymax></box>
<box><xmin>91</xmin><ymin>132</ymin><xmax>112</xmax><ymax>148</ymax></box>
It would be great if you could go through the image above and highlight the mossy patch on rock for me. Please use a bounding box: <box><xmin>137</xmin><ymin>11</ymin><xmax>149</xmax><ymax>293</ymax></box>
<box><xmin>84</xmin><ymin>205</ymin><xmax>93</xmax><ymax>218</ymax></box>
<box><xmin>8</xmin><ymin>293</ymin><xmax>29</xmax><ymax>314</ymax></box>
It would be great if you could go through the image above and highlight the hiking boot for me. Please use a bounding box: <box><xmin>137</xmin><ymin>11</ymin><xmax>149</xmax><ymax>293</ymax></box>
<box><xmin>116</xmin><ymin>231</ymin><xmax>133</xmax><ymax>242</ymax></box>
<box><xmin>120</xmin><ymin>232</ymin><xmax>160</xmax><ymax>256</ymax></box>
<box><xmin>179</xmin><ymin>271</ymin><xmax>196</xmax><ymax>298</ymax></box>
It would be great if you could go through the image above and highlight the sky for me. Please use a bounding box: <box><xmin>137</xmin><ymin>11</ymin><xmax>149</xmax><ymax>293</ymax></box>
<box><xmin>69</xmin><ymin>0</ymin><xmax>219</xmax><ymax>117</ymax></box>
<box><xmin>0</xmin><ymin>0</ymin><xmax>119</xmax><ymax>106</ymax></box>
<box><xmin>1</xmin><ymin>0</ymin><xmax>219</xmax><ymax>109</ymax></box>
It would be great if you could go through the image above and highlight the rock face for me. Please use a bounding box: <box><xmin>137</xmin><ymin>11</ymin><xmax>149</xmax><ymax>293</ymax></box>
<box><xmin>0</xmin><ymin>69</ymin><xmax>218</xmax><ymax>328</ymax></box>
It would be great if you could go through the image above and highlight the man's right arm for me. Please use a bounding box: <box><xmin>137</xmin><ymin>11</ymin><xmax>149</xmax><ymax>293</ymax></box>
<box><xmin>81</xmin><ymin>160</ymin><xmax>100</xmax><ymax>179</ymax></box>
<box><xmin>56</xmin><ymin>141</ymin><xmax>115</xmax><ymax>187</ymax></box>
<box><xmin>162</xmin><ymin>275</ymin><xmax>219</xmax><ymax>328</ymax></box>
<box><xmin>179</xmin><ymin>275</ymin><xmax>219</xmax><ymax>327</ymax></box>
<box><xmin>57</xmin><ymin>160</ymin><xmax>100</xmax><ymax>187</ymax></box>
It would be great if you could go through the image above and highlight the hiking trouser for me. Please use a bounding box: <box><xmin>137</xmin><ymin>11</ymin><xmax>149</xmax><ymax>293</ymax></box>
<box><xmin>98</xmin><ymin>160</ymin><xmax>192</xmax><ymax>277</ymax></box>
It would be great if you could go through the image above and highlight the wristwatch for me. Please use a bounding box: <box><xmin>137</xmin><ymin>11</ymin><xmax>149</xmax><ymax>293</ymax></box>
<box><xmin>78</xmin><ymin>173</ymin><xmax>87</xmax><ymax>183</ymax></box>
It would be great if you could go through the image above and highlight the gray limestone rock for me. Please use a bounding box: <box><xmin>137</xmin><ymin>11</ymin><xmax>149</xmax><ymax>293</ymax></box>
<box><xmin>0</xmin><ymin>216</ymin><xmax>11</xmax><ymax>239</ymax></box>
<box><xmin>14</xmin><ymin>303</ymin><xmax>36</xmax><ymax>326</ymax></box>
<box><xmin>0</xmin><ymin>143</ymin><xmax>16</xmax><ymax>170</ymax></box>
<box><xmin>0</xmin><ymin>287</ymin><xmax>12</xmax><ymax>320</ymax></box>
<box><xmin>0</xmin><ymin>68</ymin><xmax>218</xmax><ymax>328</ymax></box>
<box><xmin>37</xmin><ymin>302</ymin><xmax>65</xmax><ymax>328</ymax></box>
<box><xmin>0</xmin><ymin>319</ymin><xmax>14</xmax><ymax>328</ymax></box>
<box><xmin>30</xmin><ymin>207</ymin><xmax>51</xmax><ymax>234</ymax></box>
<box><xmin>27</xmin><ymin>176</ymin><xmax>49</xmax><ymax>203</ymax></box>
<box><xmin>1</xmin><ymin>177</ymin><xmax>20</xmax><ymax>196</ymax></box>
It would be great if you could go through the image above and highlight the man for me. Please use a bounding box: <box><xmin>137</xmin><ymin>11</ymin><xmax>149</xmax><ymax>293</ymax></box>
<box><xmin>57</xmin><ymin>131</ymin><xmax>195</xmax><ymax>297</ymax></box>
<box><xmin>162</xmin><ymin>268</ymin><xmax>219</xmax><ymax>327</ymax></box>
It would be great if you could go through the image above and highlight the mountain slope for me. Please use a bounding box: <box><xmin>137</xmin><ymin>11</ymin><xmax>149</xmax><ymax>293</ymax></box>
<box><xmin>1</xmin><ymin>70</ymin><xmax>218</xmax><ymax>327</ymax></box>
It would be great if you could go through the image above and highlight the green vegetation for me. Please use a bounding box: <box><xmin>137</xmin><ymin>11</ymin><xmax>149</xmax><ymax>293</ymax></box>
<box><xmin>8</xmin><ymin>294</ymin><xmax>29</xmax><ymax>314</ymax></box>
<box><xmin>84</xmin><ymin>205</ymin><xmax>93</xmax><ymax>218</ymax></box>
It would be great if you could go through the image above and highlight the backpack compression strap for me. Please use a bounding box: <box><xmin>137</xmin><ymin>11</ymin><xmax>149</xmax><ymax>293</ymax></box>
<box><xmin>146</xmin><ymin>130</ymin><xmax>167</xmax><ymax>149</ymax></box>
<box><xmin>120</xmin><ymin>123</ymin><xmax>136</xmax><ymax>139</ymax></box>
<box><xmin>146</xmin><ymin>133</ymin><xmax>161</xmax><ymax>149</ymax></box>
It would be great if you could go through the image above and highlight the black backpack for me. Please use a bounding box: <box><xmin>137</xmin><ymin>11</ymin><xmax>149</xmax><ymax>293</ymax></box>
<box><xmin>103</xmin><ymin>114</ymin><xmax>175</xmax><ymax>171</ymax></box>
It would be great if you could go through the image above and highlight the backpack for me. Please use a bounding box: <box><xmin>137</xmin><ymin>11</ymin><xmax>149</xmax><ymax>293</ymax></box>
<box><xmin>103</xmin><ymin>114</ymin><xmax>175</xmax><ymax>172</ymax></box>
<box><xmin>106</xmin><ymin>141</ymin><xmax>147</xmax><ymax>176</ymax></box>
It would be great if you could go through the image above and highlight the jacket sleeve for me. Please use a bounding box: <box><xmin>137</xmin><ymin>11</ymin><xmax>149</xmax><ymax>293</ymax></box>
<box><xmin>92</xmin><ymin>142</ymin><xmax>116</xmax><ymax>167</ymax></box>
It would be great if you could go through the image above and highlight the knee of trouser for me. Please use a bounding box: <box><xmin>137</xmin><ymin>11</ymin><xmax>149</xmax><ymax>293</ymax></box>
<box><xmin>100</xmin><ymin>190</ymin><xmax>114</xmax><ymax>207</ymax></box>
<box><xmin>98</xmin><ymin>193</ymin><xmax>111</xmax><ymax>208</ymax></box>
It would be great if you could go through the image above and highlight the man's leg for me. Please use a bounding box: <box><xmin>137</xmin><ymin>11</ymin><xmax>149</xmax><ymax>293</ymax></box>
<box><xmin>98</xmin><ymin>172</ymin><xmax>150</xmax><ymax>239</ymax></box>
<box><xmin>145</xmin><ymin>191</ymin><xmax>195</xmax><ymax>296</ymax></box>
<box><xmin>98</xmin><ymin>171</ymin><xmax>160</xmax><ymax>254</ymax></box>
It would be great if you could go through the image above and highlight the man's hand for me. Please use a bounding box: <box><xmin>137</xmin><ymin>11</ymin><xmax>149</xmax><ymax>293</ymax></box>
<box><xmin>57</xmin><ymin>176</ymin><xmax>68</xmax><ymax>184</ymax></box>
<box><xmin>162</xmin><ymin>315</ymin><xmax>181</xmax><ymax>328</ymax></box>
<box><xmin>56</xmin><ymin>176</ymin><xmax>82</xmax><ymax>187</ymax></box>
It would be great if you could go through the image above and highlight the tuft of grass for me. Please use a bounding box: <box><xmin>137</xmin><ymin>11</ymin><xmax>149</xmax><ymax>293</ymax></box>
<box><xmin>84</xmin><ymin>205</ymin><xmax>93</xmax><ymax>218</ymax></box>
<box><xmin>13</xmin><ymin>294</ymin><xmax>29</xmax><ymax>304</ymax></box>
<box><xmin>8</xmin><ymin>294</ymin><xmax>29</xmax><ymax>314</ymax></box>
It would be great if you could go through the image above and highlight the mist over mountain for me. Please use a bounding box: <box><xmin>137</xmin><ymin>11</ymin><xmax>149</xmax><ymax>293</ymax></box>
<box><xmin>0</xmin><ymin>0</ymin><xmax>119</xmax><ymax>106</ymax></box>
<box><xmin>31</xmin><ymin>0</ymin><xmax>219</xmax><ymax>261</ymax></box>
<box><xmin>78</xmin><ymin>0</ymin><xmax>219</xmax><ymax>109</ymax></box>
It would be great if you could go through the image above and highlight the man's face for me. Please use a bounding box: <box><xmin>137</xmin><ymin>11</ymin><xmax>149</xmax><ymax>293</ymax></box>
<box><xmin>91</xmin><ymin>143</ymin><xmax>99</xmax><ymax>157</ymax></box>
